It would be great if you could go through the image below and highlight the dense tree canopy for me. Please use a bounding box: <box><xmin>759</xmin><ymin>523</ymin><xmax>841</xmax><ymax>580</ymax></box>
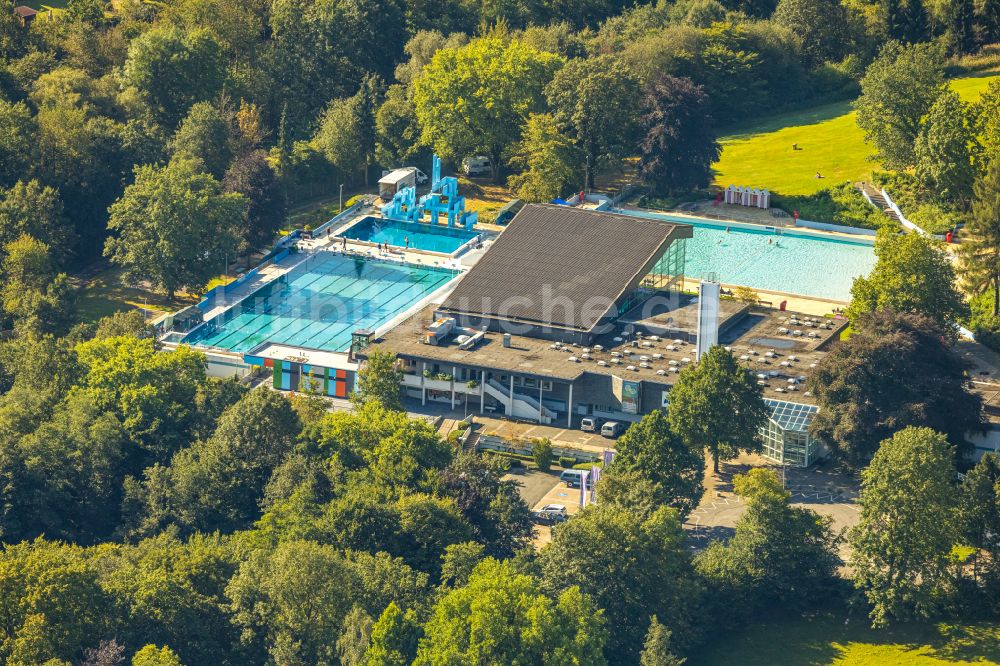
<box><xmin>105</xmin><ymin>158</ymin><xmax>245</xmax><ymax>299</ymax></box>
<box><xmin>847</xmin><ymin>227</ymin><xmax>967</xmax><ymax>331</ymax></box>
<box><xmin>637</xmin><ymin>75</ymin><xmax>720</xmax><ymax>195</ymax></box>
<box><xmin>667</xmin><ymin>345</ymin><xmax>768</xmax><ymax>473</ymax></box>
<box><xmin>850</xmin><ymin>427</ymin><xmax>959</xmax><ymax>626</ymax></box>
<box><xmin>855</xmin><ymin>41</ymin><xmax>945</xmax><ymax>169</ymax></box>
<box><xmin>414</xmin><ymin>29</ymin><xmax>561</xmax><ymax>180</ymax></box>
<box><xmin>808</xmin><ymin>309</ymin><xmax>983</xmax><ymax>468</ymax></box>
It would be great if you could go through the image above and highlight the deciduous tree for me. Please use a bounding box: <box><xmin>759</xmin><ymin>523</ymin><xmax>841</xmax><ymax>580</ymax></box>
<box><xmin>637</xmin><ymin>75</ymin><xmax>720</xmax><ymax>195</ymax></box>
<box><xmin>122</xmin><ymin>25</ymin><xmax>227</xmax><ymax>127</ymax></box>
<box><xmin>667</xmin><ymin>345</ymin><xmax>767</xmax><ymax>473</ymax></box>
<box><xmin>507</xmin><ymin>113</ymin><xmax>582</xmax><ymax>201</ymax></box>
<box><xmin>847</xmin><ymin>227</ymin><xmax>967</xmax><ymax>331</ymax></box>
<box><xmin>540</xmin><ymin>504</ymin><xmax>701</xmax><ymax>664</ymax></box>
<box><xmin>545</xmin><ymin>56</ymin><xmax>640</xmax><ymax>188</ymax></box>
<box><xmin>414</xmin><ymin>558</ymin><xmax>607</xmax><ymax>665</ymax></box>
<box><xmin>105</xmin><ymin>158</ymin><xmax>245</xmax><ymax>300</ymax></box>
<box><xmin>914</xmin><ymin>90</ymin><xmax>977</xmax><ymax>205</ymax></box>
<box><xmin>601</xmin><ymin>410</ymin><xmax>704</xmax><ymax>517</ymax></box>
<box><xmin>414</xmin><ymin>28</ymin><xmax>561</xmax><ymax>181</ymax></box>
<box><xmin>855</xmin><ymin>41</ymin><xmax>945</xmax><ymax>169</ymax></box>
<box><xmin>695</xmin><ymin>469</ymin><xmax>840</xmax><ymax>614</ymax></box>
<box><xmin>807</xmin><ymin>309</ymin><xmax>982</xmax><ymax>467</ymax></box>
<box><xmin>850</xmin><ymin>427</ymin><xmax>959</xmax><ymax>626</ymax></box>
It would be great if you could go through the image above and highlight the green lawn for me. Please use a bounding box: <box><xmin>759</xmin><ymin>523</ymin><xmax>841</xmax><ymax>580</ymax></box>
<box><xmin>713</xmin><ymin>71</ymin><xmax>1000</xmax><ymax>196</ymax></box>
<box><xmin>689</xmin><ymin>607</ymin><xmax>1000</xmax><ymax>666</ymax></box>
<box><xmin>74</xmin><ymin>267</ymin><xmax>197</xmax><ymax>323</ymax></box>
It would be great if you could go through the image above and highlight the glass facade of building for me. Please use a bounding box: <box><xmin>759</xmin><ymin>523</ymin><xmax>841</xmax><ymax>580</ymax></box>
<box><xmin>759</xmin><ymin>399</ymin><xmax>823</xmax><ymax>467</ymax></box>
<box><xmin>618</xmin><ymin>238</ymin><xmax>689</xmax><ymax>316</ymax></box>
<box><xmin>642</xmin><ymin>237</ymin><xmax>687</xmax><ymax>290</ymax></box>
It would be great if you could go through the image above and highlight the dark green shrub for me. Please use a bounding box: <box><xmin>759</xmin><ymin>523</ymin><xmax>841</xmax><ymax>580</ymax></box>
<box><xmin>532</xmin><ymin>438</ymin><xmax>553</xmax><ymax>471</ymax></box>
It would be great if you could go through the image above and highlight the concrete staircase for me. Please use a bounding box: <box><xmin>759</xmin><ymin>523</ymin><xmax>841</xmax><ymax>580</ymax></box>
<box><xmin>484</xmin><ymin>379</ymin><xmax>555</xmax><ymax>423</ymax></box>
<box><xmin>856</xmin><ymin>182</ymin><xmax>902</xmax><ymax>226</ymax></box>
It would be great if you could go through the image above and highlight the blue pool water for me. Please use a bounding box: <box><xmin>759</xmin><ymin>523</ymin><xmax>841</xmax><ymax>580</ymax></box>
<box><xmin>183</xmin><ymin>254</ymin><xmax>457</xmax><ymax>353</ymax></box>
<box><xmin>620</xmin><ymin>210</ymin><xmax>876</xmax><ymax>301</ymax></box>
<box><xmin>338</xmin><ymin>216</ymin><xmax>480</xmax><ymax>254</ymax></box>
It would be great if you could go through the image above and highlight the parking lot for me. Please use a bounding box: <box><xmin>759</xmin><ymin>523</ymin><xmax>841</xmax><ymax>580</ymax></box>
<box><xmin>504</xmin><ymin>467</ymin><xmax>589</xmax><ymax>547</ymax></box>
<box><xmin>686</xmin><ymin>456</ymin><xmax>860</xmax><ymax>561</ymax></box>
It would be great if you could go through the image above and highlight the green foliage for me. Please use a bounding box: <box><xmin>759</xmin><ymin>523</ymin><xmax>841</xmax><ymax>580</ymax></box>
<box><xmin>847</xmin><ymin>227</ymin><xmax>967</xmax><ymax>330</ymax></box>
<box><xmin>132</xmin><ymin>645</ymin><xmax>183</xmax><ymax>666</ymax></box>
<box><xmin>0</xmin><ymin>179</ymin><xmax>73</xmax><ymax>266</ymax></box>
<box><xmin>169</xmin><ymin>102</ymin><xmax>233</xmax><ymax>179</ymax></box>
<box><xmin>507</xmin><ymin>113</ymin><xmax>582</xmax><ymax>201</ymax></box>
<box><xmin>545</xmin><ymin>55</ymin><xmax>640</xmax><ymax>187</ymax></box>
<box><xmin>314</xmin><ymin>75</ymin><xmax>382</xmax><ymax>184</ymax></box>
<box><xmin>105</xmin><ymin>158</ymin><xmax>245</xmax><ymax>299</ymax></box>
<box><xmin>640</xmin><ymin>616</ymin><xmax>686</xmax><ymax>666</ymax></box>
<box><xmin>1</xmin><ymin>234</ymin><xmax>76</xmax><ymax>335</ymax></box>
<box><xmin>375</xmin><ymin>84</ymin><xmax>424</xmax><ymax>168</ymax></box>
<box><xmin>772</xmin><ymin>0</ymin><xmax>848</xmax><ymax>67</ymax></box>
<box><xmin>0</xmin><ymin>540</ymin><xmax>114</xmax><ymax>665</ymax></box>
<box><xmin>436</xmin><ymin>453</ymin><xmax>534</xmax><ymax>558</ymax></box>
<box><xmin>855</xmin><ymin>41</ymin><xmax>946</xmax><ymax>169</ymax></box>
<box><xmin>850</xmin><ymin>427</ymin><xmax>959</xmax><ymax>626</ymax></box>
<box><xmin>226</xmin><ymin>540</ymin><xmax>357</xmax><ymax>665</ymax></box>
<box><xmin>75</xmin><ymin>335</ymin><xmax>207</xmax><ymax>459</ymax></box>
<box><xmin>0</xmin><ymin>100</ymin><xmax>35</xmax><ymax>189</ymax></box>
<box><xmin>914</xmin><ymin>90</ymin><xmax>978</xmax><ymax>204</ymax></box>
<box><xmin>122</xmin><ymin>25</ymin><xmax>227</xmax><ymax>127</ymax></box>
<box><xmin>695</xmin><ymin>469</ymin><xmax>840</xmax><ymax>618</ymax></box>
<box><xmin>773</xmin><ymin>182</ymin><xmax>892</xmax><ymax>229</ymax></box>
<box><xmin>354</xmin><ymin>350</ymin><xmax>404</xmax><ymax>411</ymax></box>
<box><xmin>540</xmin><ymin>504</ymin><xmax>702</xmax><ymax>663</ymax></box>
<box><xmin>124</xmin><ymin>387</ymin><xmax>302</xmax><ymax>537</ymax></box>
<box><xmin>414</xmin><ymin>28</ymin><xmax>561</xmax><ymax>180</ymax></box>
<box><xmin>808</xmin><ymin>309</ymin><xmax>982</xmax><ymax>468</ymax></box>
<box><xmin>667</xmin><ymin>345</ymin><xmax>768</xmax><ymax>473</ymax></box>
<box><xmin>958</xmin><ymin>453</ymin><xmax>1000</xmax><ymax>610</ymax></box>
<box><xmin>414</xmin><ymin>558</ymin><xmax>608</xmax><ymax>665</ymax></box>
<box><xmin>222</xmin><ymin>149</ymin><xmax>286</xmax><ymax>252</ymax></box>
<box><xmin>958</xmin><ymin>159</ymin><xmax>1000</xmax><ymax>316</ymax></box>
<box><xmin>601</xmin><ymin>410</ymin><xmax>704</xmax><ymax>517</ymax></box>
<box><xmin>365</xmin><ymin>602</ymin><xmax>421</xmax><ymax>666</ymax></box>
<box><xmin>532</xmin><ymin>438</ymin><xmax>553</xmax><ymax>471</ymax></box>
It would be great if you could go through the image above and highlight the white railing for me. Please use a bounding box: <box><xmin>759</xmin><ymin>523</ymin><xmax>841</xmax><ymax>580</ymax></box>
<box><xmin>881</xmin><ymin>188</ymin><xmax>933</xmax><ymax>237</ymax></box>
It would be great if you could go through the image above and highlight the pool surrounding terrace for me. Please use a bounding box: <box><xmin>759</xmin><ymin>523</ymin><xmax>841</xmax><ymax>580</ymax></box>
<box><xmin>182</xmin><ymin>253</ymin><xmax>457</xmax><ymax>353</ymax></box>
<box><xmin>338</xmin><ymin>216</ymin><xmax>481</xmax><ymax>255</ymax></box>
<box><xmin>618</xmin><ymin>209</ymin><xmax>876</xmax><ymax>301</ymax></box>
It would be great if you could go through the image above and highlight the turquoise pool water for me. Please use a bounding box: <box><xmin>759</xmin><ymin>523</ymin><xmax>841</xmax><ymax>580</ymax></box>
<box><xmin>619</xmin><ymin>210</ymin><xmax>876</xmax><ymax>301</ymax></box>
<box><xmin>183</xmin><ymin>254</ymin><xmax>457</xmax><ymax>353</ymax></box>
<box><xmin>338</xmin><ymin>216</ymin><xmax>480</xmax><ymax>254</ymax></box>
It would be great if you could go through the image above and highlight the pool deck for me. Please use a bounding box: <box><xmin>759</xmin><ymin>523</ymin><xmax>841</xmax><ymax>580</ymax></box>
<box><xmin>200</xmin><ymin>209</ymin><xmax>491</xmax><ymax>322</ymax></box>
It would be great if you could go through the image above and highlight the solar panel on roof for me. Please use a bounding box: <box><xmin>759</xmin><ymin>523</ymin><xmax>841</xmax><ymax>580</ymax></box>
<box><xmin>764</xmin><ymin>398</ymin><xmax>818</xmax><ymax>432</ymax></box>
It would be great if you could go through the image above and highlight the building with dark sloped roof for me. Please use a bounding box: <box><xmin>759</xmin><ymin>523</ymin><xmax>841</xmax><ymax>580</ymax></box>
<box><xmin>437</xmin><ymin>204</ymin><xmax>692</xmax><ymax>343</ymax></box>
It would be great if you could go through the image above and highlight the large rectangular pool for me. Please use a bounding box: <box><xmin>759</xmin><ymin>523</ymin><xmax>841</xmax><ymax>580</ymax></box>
<box><xmin>182</xmin><ymin>253</ymin><xmax>457</xmax><ymax>353</ymax></box>
<box><xmin>338</xmin><ymin>216</ymin><xmax>480</xmax><ymax>255</ymax></box>
<box><xmin>619</xmin><ymin>210</ymin><xmax>876</xmax><ymax>301</ymax></box>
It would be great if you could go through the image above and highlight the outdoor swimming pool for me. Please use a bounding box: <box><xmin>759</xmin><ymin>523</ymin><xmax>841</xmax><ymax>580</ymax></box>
<box><xmin>182</xmin><ymin>253</ymin><xmax>457</xmax><ymax>353</ymax></box>
<box><xmin>619</xmin><ymin>210</ymin><xmax>876</xmax><ymax>301</ymax></box>
<box><xmin>338</xmin><ymin>216</ymin><xmax>481</xmax><ymax>255</ymax></box>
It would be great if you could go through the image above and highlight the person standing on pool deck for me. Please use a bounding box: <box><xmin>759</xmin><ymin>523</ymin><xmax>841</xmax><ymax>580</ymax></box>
<box><xmin>404</xmin><ymin>236</ymin><xmax>409</xmax><ymax>250</ymax></box>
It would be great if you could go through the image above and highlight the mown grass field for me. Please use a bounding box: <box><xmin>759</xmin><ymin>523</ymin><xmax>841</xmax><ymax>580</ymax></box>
<box><xmin>689</xmin><ymin>606</ymin><xmax>1000</xmax><ymax>666</ymax></box>
<box><xmin>712</xmin><ymin>71</ymin><xmax>1000</xmax><ymax>196</ymax></box>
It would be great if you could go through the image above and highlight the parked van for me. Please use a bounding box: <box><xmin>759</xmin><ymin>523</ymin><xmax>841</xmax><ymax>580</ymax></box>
<box><xmin>580</xmin><ymin>416</ymin><xmax>604</xmax><ymax>432</ymax></box>
<box><xmin>559</xmin><ymin>469</ymin><xmax>593</xmax><ymax>489</ymax></box>
<box><xmin>601</xmin><ymin>421</ymin><xmax>625</xmax><ymax>438</ymax></box>
<box><xmin>462</xmin><ymin>156</ymin><xmax>492</xmax><ymax>177</ymax></box>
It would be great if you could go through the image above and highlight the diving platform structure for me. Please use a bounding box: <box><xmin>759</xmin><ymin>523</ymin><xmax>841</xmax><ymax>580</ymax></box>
<box><xmin>381</xmin><ymin>155</ymin><xmax>479</xmax><ymax>229</ymax></box>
